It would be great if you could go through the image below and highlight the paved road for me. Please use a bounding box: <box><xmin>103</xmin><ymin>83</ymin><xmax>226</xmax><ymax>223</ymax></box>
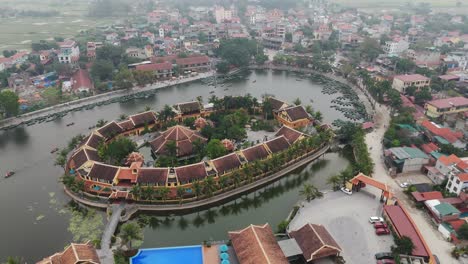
<box><xmin>0</xmin><ymin>72</ymin><xmax>215</xmax><ymax>130</ymax></box>
<box><xmin>366</xmin><ymin>103</ymin><xmax>458</xmax><ymax>263</ymax></box>
<box><xmin>98</xmin><ymin>203</ymin><xmax>125</xmax><ymax>264</ymax></box>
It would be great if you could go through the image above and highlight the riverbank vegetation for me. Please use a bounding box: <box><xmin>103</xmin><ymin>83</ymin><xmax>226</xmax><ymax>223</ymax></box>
<box><xmin>55</xmin><ymin>134</ymin><xmax>87</xmax><ymax>167</ymax></box>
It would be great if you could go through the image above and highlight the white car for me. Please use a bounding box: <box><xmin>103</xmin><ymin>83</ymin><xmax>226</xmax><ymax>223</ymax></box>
<box><xmin>369</xmin><ymin>216</ymin><xmax>384</xmax><ymax>224</ymax></box>
<box><xmin>400</xmin><ymin>182</ymin><xmax>409</xmax><ymax>188</ymax></box>
<box><xmin>340</xmin><ymin>187</ymin><xmax>352</xmax><ymax>195</ymax></box>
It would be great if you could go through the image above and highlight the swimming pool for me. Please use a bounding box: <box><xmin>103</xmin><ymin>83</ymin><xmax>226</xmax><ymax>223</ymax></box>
<box><xmin>130</xmin><ymin>245</ymin><xmax>203</xmax><ymax>264</ymax></box>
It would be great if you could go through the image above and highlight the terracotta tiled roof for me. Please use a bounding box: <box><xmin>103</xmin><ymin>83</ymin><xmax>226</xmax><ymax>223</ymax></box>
<box><xmin>71</xmin><ymin>148</ymin><xmax>99</xmax><ymax>169</ymax></box>
<box><xmin>118</xmin><ymin>120</ymin><xmax>135</xmax><ymax>131</ymax></box>
<box><xmin>394</xmin><ymin>74</ymin><xmax>430</xmax><ymax>82</ymax></box>
<box><xmin>411</xmin><ymin>191</ymin><xmax>443</xmax><ymax>202</ymax></box>
<box><xmin>137</xmin><ymin>168</ymin><xmax>168</xmax><ymax>185</ymax></box>
<box><xmin>426</xmin><ymin>97</ymin><xmax>468</xmax><ymax>109</ymax></box>
<box><xmin>116</xmin><ymin>168</ymin><xmax>137</xmax><ymax>183</ymax></box>
<box><xmin>97</xmin><ymin>121</ymin><xmax>123</xmax><ymax>139</ymax></box>
<box><xmin>265</xmin><ymin>136</ymin><xmax>290</xmax><ymax>154</ymax></box>
<box><xmin>438</xmin><ymin>154</ymin><xmax>462</xmax><ymax>166</ymax></box>
<box><xmin>175</xmin><ymin>162</ymin><xmax>207</xmax><ymax>184</ymax></box>
<box><xmin>88</xmin><ymin>163</ymin><xmax>119</xmax><ymax>182</ymax></box>
<box><xmin>241</xmin><ymin>144</ymin><xmax>270</xmax><ymax>162</ymax></box>
<box><xmin>229</xmin><ymin>224</ymin><xmax>289</xmax><ymax>264</ymax></box>
<box><xmin>212</xmin><ymin>153</ymin><xmax>242</xmax><ymax>174</ymax></box>
<box><xmin>421</xmin><ymin>120</ymin><xmax>463</xmax><ymax>143</ymax></box>
<box><xmin>129</xmin><ymin>111</ymin><xmax>157</xmax><ymax>127</ymax></box>
<box><xmin>135</xmin><ymin>62</ymin><xmax>172</xmax><ymax>71</ymax></box>
<box><xmin>149</xmin><ymin>125</ymin><xmax>207</xmax><ymax>157</ymax></box>
<box><xmin>274</xmin><ymin>125</ymin><xmax>303</xmax><ymax>144</ymax></box>
<box><xmin>175</xmin><ymin>55</ymin><xmax>209</xmax><ymax>66</ymax></box>
<box><xmin>72</xmin><ymin>69</ymin><xmax>93</xmax><ymax>91</ymax></box>
<box><xmin>267</xmin><ymin>97</ymin><xmax>288</xmax><ymax>111</ymax></box>
<box><xmin>175</xmin><ymin>101</ymin><xmax>202</xmax><ymax>114</ymax></box>
<box><xmin>289</xmin><ymin>223</ymin><xmax>341</xmax><ymax>262</ymax></box>
<box><xmin>457</xmin><ymin>173</ymin><xmax>468</xmax><ymax>182</ymax></box>
<box><xmin>420</xmin><ymin>142</ymin><xmax>439</xmax><ymax>154</ymax></box>
<box><xmin>283</xmin><ymin>106</ymin><xmax>310</xmax><ymax>121</ymax></box>
<box><xmin>38</xmin><ymin>241</ymin><xmax>100</xmax><ymax>264</ymax></box>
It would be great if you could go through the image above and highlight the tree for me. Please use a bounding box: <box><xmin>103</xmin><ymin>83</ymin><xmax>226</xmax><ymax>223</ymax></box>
<box><xmin>206</xmin><ymin>139</ymin><xmax>227</xmax><ymax>159</ymax></box>
<box><xmin>96</xmin><ymin>45</ymin><xmax>125</xmax><ymax>66</ymax></box>
<box><xmin>2</xmin><ymin>256</ymin><xmax>22</xmax><ymax>264</ymax></box>
<box><xmin>42</xmin><ymin>87</ymin><xmax>62</xmax><ymax>106</ymax></box>
<box><xmin>133</xmin><ymin>70</ymin><xmax>153</xmax><ymax>86</ymax></box>
<box><xmin>393</xmin><ymin>236</ymin><xmax>414</xmax><ymax>255</ymax></box>
<box><xmin>118</xmin><ymin>222</ymin><xmax>143</xmax><ymax>250</ymax></box>
<box><xmin>285</xmin><ymin>32</ymin><xmax>292</xmax><ymax>42</ymax></box>
<box><xmin>165</xmin><ymin>140</ymin><xmax>178</xmax><ymax>158</ymax></box>
<box><xmin>176</xmin><ymin>186</ymin><xmax>185</xmax><ymax>204</ymax></box>
<box><xmin>314</xmin><ymin>111</ymin><xmax>323</xmax><ymax>122</ymax></box>
<box><xmin>216</xmin><ymin>61</ymin><xmax>230</xmax><ymax>74</ymax></box>
<box><xmin>394</xmin><ymin>58</ymin><xmax>416</xmax><ymax>74</ymax></box>
<box><xmin>327</xmin><ymin>175</ymin><xmax>342</xmax><ymax>191</ymax></box>
<box><xmin>299</xmin><ymin>183</ymin><xmax>323</xmax><ymax>202</ymax></box>
<box><xmin>359</xmin><ymin>38</ymin><xmax>382</xmax><ymax>62</ymax></box>
<box><xmin>293</xmin><ymin>98</ymin><xmax>302</xmax><ymax>106</ymax></box>
<box><xmin>2</xmin><ymin>50</ymin><xmax>17</xmax><ymax>58</ymax></box>
<box><xmin>114</xmin><ymin>69</ymin><xmax>134</xmax><ymax>90</ymax></box>
<box><xmin>255</xmin><ymin>53</ymin><xmax>268</xmax><ymax>65</ymax></box>
<box><xmin>192</xmin><ymin>181</ymin><xmax>203</xmax><ymax>199</ymax></box>
<box><xmin>0</xmin><ymin>90</ymin><xmax>19</xmax><ymax>117</ymax></box>
<box><xmin>98</xmin><ymin>137</ymin><xmax>137</xmax><ymax>165</ymax></box>
<box><xmin>414</xmin><ymin>87</ymin><xmax>432</xmax><ymax>104</ymax></box>
<box><xmin>405</xmin><ymin>86</ymin><xmax>417</xmax><ymax>96</ymax></box>
<box><xmin>203</xmin><ymin>176</ymin><xmax>217</xmax><ymax>197</ymax></box>
<box><xmin>458</xmin><ymin>223</ymin><xmax>468</xmax><ymax>239</ymax></box>
<box><xmin>158</xmin><ymin>104</ymin><xmax>175</xmax><ymax>122</ymax></box>
<box><xmin>91</xmin><ymin>60</ymin><xmax>114</xmax><ymax>81</ymax></box>
<box><xmin>198</xmin><ymin>32</ymin><xmax>207</xmax><ymax>43</ymax></box>
<box><xmin>159</xmin><ymin>187</ymin><xmax>170</xmax><ymax>201</ymax></box>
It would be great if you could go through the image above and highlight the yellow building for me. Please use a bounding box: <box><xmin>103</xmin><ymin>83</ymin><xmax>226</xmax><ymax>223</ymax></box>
<box><xmin>275</xmin><ymin>105</ymin><xmax>312</xmax><ymax>129</ymax></box>
<box><xmin>392</xmin><ymin>74</ymin><xmax>430</xmax><ymax>93</ymax></box>
<box><xmin>425</xmin><ymin>97</ymin><xmax>468</xmax><ymax>118</ymax></box>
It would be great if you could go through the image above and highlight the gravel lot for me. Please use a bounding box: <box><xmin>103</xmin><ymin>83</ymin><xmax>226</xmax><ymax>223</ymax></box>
<box><xmin>288</xmin><ymin>190</ymin><xmax>394</xmax><ymax>263</ymax></box>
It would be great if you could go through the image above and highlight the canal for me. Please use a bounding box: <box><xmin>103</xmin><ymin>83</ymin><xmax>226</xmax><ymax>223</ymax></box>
<box><xmin>0</xmin><ymin>70</ymin><xmax>353</xmax><ymax>262</ymax></box>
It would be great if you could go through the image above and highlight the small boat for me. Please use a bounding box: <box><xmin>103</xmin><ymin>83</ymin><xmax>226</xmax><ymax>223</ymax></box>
<box><xmin>66</xmin><ymin>122</ymin><xmax>75</xmax><ymax>127</ymax></box>
<box><xmin>209</xmin><ymin>91</ymin><xmax>215</xmax><ymax>94</ymax></box>
<box><xmin>50</xmin><ymin>148</ymin><xmax>59</xmax><ymax>154</ymax></box>
<box><xmin>5</xmin><ymin>171</ymin><xmax>15</xmax><ymax>178</ymax></box>
<box><xmin>252</xmin><ymin>80</ymin><xmax>256</xmax><ymax>83</ymax></box>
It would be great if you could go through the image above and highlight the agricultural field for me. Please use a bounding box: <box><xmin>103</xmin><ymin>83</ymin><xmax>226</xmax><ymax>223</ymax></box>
<box><xmin>0</xmin><ymin>0</ymin><xmax>118</xmax><ymax>52</ymax></box>
<box><xmin>331</xmin><ymin>0</ymin><xmax>467</xmax><ymax>14</ymax></box>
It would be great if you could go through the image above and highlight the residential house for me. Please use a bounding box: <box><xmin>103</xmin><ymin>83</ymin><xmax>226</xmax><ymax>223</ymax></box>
<box><xmin>384</xmin><ymin>39</ymin><xmax>409</xmax><ymax>57</ymax></box>
<box><xmin>443</xmin><ymin>52</ymin><xmax>468</xmax><ymax>71</ymax></box>
<box><xmin>58</xmin><ymin>40</ymin><xmax>80</xmax><ymax>65</ymax></box>
<box><xmin>86</xmin><ymin>42</ymin><xmax>103</xmax><ymax>60</ymax></box>
<box><xmin>421</xmin><ymin>120</ymin><xmax>465</xmax><ymax>149</ymax></box>
<box><xmin>447</xmin><ymin>173</ymin><xmax>468</xmax><ymax>195</ymax></box>
<box><xmin>406</xmin><ymin>49</ymin><xmax>441</xmax><ymax>69</ymax></box>
<box><xmin>384</xmin><ymin>147</ymin><xmax>430</xmax><ymax>174</ymax></box>
<box><xmin>71</xmin><ymin>69</ymin><xmax>94</xmax><ymax>94</ymax></box>
<box><xmin>425</xmin><ymin>97</ymin><xmax>468</xmax><ymax>118</ymax></box>
<box><xmin>39</xmin><ymin>50</ymin><xmax>55</xmax><ymax>65</ymax></box>
<box><xmin>141</xmin><ymin>32</ymin><xmax>155</xmax><ymax>44</ymax></box>
<box><xmin>124</xmin><ymin>28</ymin><xmax>139</xmax><ymax>39</ymax></box>
<box><xmin>125</xmin><ymin>46</ymin><xmax>153</xmax><ymax>59</ymax></box>
<box><xmin>392</xmin><ymin>74</ymin><xmax>431</xmax><ymax>93</ymax></box>
<box><xmin>425</xmin><ymin>200</ymin><xmax>461</xmax><ymax>222</ymax></box>
<box><xmin>105</xmin><ymin>33</ymin><xmax>120</xmax><ymax>45</ymax></box>
<box><xmin>214</xmin><ymin>6</ymin><xmax>233</xmax><ymax>23</ymax></box>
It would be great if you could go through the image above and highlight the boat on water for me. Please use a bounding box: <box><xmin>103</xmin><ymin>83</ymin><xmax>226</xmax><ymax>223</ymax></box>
<box><xmin>252</xmin><ymin>80</ymin><xmax>256</xmax><ymax>83</ymax></box>
<box><xmin>209</xmin><ymin>91</ymin><xmax>215</xmax><ymax>94</ymax></box>
<box><xmin>50</xmin><ymin>148</ymin><xmax>59</xmax><ymax>154</ymax></box>
<box><xmin>66</xmin><ymin>122</ymin><xmax>75</xmax><ymax>127</ymax></box>
<box><xmin>5</xmin><ymin>171</ymin><xmax>15</xmax><ymax>178</ymax></box>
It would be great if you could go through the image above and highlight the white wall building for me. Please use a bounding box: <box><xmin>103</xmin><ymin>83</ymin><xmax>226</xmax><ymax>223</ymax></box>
<box><xmin>58</xmin><ymin>41</ymin><xmax>80</xmax><ymax>64</ymax></box>
<box><xmin>214</xmin><ymin>6</ymin><xmax>232</xmax><ymax>23</ymax></box>
<box><xmin>446</xmin><ymin>173</ymin><xmax>468</xmax><ymax>195</ymax></box>
<box><xmin>384</xmin><ymin>39</ymin><xmax>409</xmax><ymax>57</ymax></box>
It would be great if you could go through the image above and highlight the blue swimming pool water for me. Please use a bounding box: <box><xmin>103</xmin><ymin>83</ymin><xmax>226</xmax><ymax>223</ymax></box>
<box><xmin>461</xmin><ymin>212</ymin><xmax>468</xmax><ymax>218</ymax></box>
<box><xmin>131</xmin><ymin>245</ymin><xmax>203</xmax><ymax>264</ymax></box>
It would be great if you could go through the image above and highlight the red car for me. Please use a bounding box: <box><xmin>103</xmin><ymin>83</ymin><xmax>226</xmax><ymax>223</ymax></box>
<box><xmin>374</xmin><ymin>222</ymin><xmax>388</xmax><ymax>229</ymax></box>
<box><xmin>376</xmin><ymin>228</ymin><xmax>390</xmax><ymax>235</ymax></box>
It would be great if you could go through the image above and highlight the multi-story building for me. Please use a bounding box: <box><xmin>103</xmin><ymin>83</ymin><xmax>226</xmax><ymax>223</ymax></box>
<box><xmin>447</xmin><ymin>173</ymin><xmax>468</xmax><ymax>195</ymax></box>
<box><xmin>214</xmin><ymin>6</ymin><xmax>232</xmax><ymax>23</ymax></box>
<box><xmin>58</xmin><ymin>40</ymin><xmax>80</xmax><ymax>64</ymax></box>
<box><xmin>425</xmin><ymin>97</ymin><xmax>468</xmax><ymax>118</ymax></box>
<box><xmin>384</xmin><ymin>39</ymin><xmax>409</xmax><ymax>57</ymax></box>
<box><xmin>134</xmin><ymin>62</ymin><xmax>173</xmax><ymax>79</ymax></box>
<box><xmin>392</xmin><ymin>74</ymin><xmax>431</xmax><ymax>93</ymax></box>
<box><xmin>86</xmin><ymin>42</ymin><xmax>103</xmax><ymax>60</ymax></box>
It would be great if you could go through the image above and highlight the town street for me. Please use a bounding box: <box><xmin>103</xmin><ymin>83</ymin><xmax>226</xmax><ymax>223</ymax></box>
<box><xmin>367</xmin><ymin>103</ymin><xmax>458</xmax><ymax>263</ymax></box>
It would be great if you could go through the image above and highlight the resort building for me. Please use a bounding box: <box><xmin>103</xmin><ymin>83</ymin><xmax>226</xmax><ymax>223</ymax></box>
<box><xmin>173</xmin><ymin>101</ymin><xmax>206</xmax><ymax>121</ymax></box>
<box><xmin>425</xmin><ymin>97</ymin><xmax>468</xmax><ymax>118</ymax></box>
<box><xmin>392</xmin><ymin>74</ymin><xmax>431</xmax><ymax>93</ymax></box>
<box><xmin>228</xmin><ymin>224</ymin><xmax>289</xmax><ymax>264</ymax></box>
<box><xmin>37</xmin><ymin>241</ymin><xmax>100</xmax><ymax>264</ymax></box>
<box><xmin>149</xmin><ymin>125</ymin><xmax>207</xmax><ymax>158</ymax></box>
<box><xmin>288</xmin><ymin>223</ymin><xmax>342</xmax><ymax>262</ymax></box>
<box><xmin>275</xmin><ymin>105</ymin><xmax>312</xmax><ymax>129</ymax></box>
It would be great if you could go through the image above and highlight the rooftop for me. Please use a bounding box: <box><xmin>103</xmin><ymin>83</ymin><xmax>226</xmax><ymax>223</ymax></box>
<box><xmin>388</xmin><ymin>147</ymin><xmax>429</xmax><ymax>160</ymax></box>
<box><xmin>426</xmin><ymin>96</ymin><xmax>468</xmax><ymax>109</ymax></box>
<box><xmin>394</xmin><ymin>74</ymin><xmax>430</xmax><ymax>82</ymax></box>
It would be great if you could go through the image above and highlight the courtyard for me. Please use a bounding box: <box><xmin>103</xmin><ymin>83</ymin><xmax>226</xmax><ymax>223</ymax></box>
<box><xmin>288</xmin><ymin>190</ymin><xmax>394</xmax><ymax>264</ymax></box>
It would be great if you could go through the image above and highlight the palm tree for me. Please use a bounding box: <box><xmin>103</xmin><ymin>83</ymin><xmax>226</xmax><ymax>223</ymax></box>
<box><xmin>192</xmin><ymin>181</ymin><xmax>203</xmax><ymax>200</ymax></box>
<box><xmin>144</xmin><ymin>105</ymin><xmax>151</xmax><ymax>111</ymax></box>
<box><xmin>232</xmin><ymin>171</ymin><xmax>242</xmax><ymax>187</ymax></box>
<box><xmin>3</xmin><ymin>257</ymin><xmax>23</xmax><ymax>264</ymax></box>
<box><xmin>118</xmin><ymin>222</ymin><xmax>143</xmax><ymax>250</ymax></box>
<box><xmin>130</xmin><ymin>185</ymin><xmax>142</xmax><ymax>200</ymax></box>
<box><xmin>142</xmin><ymin>187</ymin><xmax>154</xmax><ymax>201</ymax></box>
<box><xmin>203</xmin><ymin>176</ymin><xmax>217</xmax><ymax>197</ymax></box>
<box><xmin>299</xmin><ymin>183</ymin><xmax>323</xmax><ymax>202</ymax></box>
<box><xmin>219</xmin><ymin>176</ymin><xmax>229</xmax><ymax>191</ymax></box>
<box><xmin>119</xmin><ymin>114</ymin><xmax>128</xmax><ymax>121</ymax></box>
<box><xmin>327</xmin><ymin>175</ymin><xmax>342</xmax><ymax>191</ymax></box>
<box><xmin>159</xmin><ymin>187</ymin><xmax>170</xmax><ymax>202</ymax></box>
<box><xmin>176</xmin><ymin>186</ymin><xmax>185</xmax><ymax>204</ymax></box>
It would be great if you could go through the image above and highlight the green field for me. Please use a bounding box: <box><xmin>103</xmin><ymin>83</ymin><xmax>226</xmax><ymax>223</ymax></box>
<box><xmin>0</xmin><ymin>0</ymin><xmax>115</xmax><ymax>52</ymax></box>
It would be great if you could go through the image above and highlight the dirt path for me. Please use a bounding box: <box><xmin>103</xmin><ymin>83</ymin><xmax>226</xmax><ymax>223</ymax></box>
<box><xmin>366</xmin><ymin>103</ymin><xmax>458</xmax><ymax>263</ymax></box>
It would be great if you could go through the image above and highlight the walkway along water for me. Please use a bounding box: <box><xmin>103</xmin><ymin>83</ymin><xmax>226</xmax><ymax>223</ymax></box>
<box><xmin>0</xmin><ymin>72</ymin><xmax>215</xmax><ymax>131</ymax></box>
<box><xmin>98</xmin><ymin>203</ymin><xmax>125</xmax><ymax>264</ymax></box>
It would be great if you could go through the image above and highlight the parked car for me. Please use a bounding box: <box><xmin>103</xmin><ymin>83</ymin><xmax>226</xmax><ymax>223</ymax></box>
<box><xmin>377</xmin><ymin>259</ymin><xmax>396</xmax><ymax>264</ymax></box>
<box><xmin>375</xmin><ymin>252</ymin><xmax>394</xmax><ymax>260</ymax></box>
<box><xmin>375</xmin><ymin>228</ymin><xmax>390</xmax><ymax>235</ymax></box>
<box><xmin>369</xmin><ymin>216</ymin><xmax>384</xmax><ymax>223</ymax></box>
<box><xmin>340</xmin><ymin>187</ymin><xmax>352</xmax><ymax>195</ymax></box>
<box><xmin>374</xmin><ymin>222</ymin><xmax>388</xmax><ymax>229</ymax></box>
<box><xmin>400</xmin><ymin>182</ymin><xmax>409</xmax><ymax>188</ymax></box>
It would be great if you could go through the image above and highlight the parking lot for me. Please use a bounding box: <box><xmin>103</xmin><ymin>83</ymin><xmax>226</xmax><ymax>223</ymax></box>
<box><xmin>288</xmin><ymin>190</ymin><xmax>394</xmax><ymax>263</ymax></box>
